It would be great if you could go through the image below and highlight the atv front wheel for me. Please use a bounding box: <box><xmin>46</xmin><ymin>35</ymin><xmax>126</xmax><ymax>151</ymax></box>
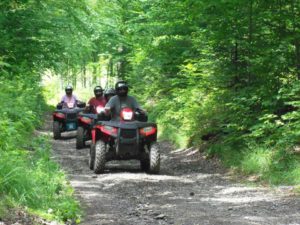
<box><xmin>53</xmin><ymin>121</ymin><xmax>61</xmax><ymax>140</ymax></box>
<box><xmin>94</xmin><ymin>140</ymin><xmax>106</xmax><ymax>174</ymax></box>
<box><xmin>89</xmin><ymin>143</ymin><xmax>95</xmax><ymax>170</ymax></box>
<box><xmin>76</xmin><ymin>126</ymin><xmax>85</xmax><ymax>149</ymax></box>
<box><xmin>140</xmin><ymin>152</ymin><xmax>150</xmax><ymax>172</ymax></box>
<box><xmin>149</xmin><ymin>142</ymin><xmax>160</xmax><ymax>174</ymax></box>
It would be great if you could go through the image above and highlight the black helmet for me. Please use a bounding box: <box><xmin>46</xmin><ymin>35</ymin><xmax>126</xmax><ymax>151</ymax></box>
<box><xmin>94</xmin><ymin>86</ymin><xmax>103</xmax><ymax>97</ymax></box>
<box><xmin>115</xmin><ymin>80</ymin><xmax>128</xmax><ymax>97</ymax></box>
<box><xmin>65</xmin><ymin>85</ymin><xmax>73</xmax><ymax>95</ymax></box>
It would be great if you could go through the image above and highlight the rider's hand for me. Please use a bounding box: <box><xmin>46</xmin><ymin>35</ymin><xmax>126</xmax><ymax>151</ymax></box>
<box><xmin>98</xmin><ymin>108</ymin><xmax>105</xmax><ymax>113</ymax></box>
<box><xmin>137</xmin><ymin>108</ymin><xmax>146</xmax><ymax>114</ymax></box>
<box><xmin>104</xmin><ymin>107</ymin><xmax>111</xmax><ymax>115</ymax></box>
<box><xmin>56</xmin><ymin>103</ymin><xmax>63</xmax><ymax>109</ymax></box>
<box><xmin>84</xmin><ymin>105</ymin><xmax>91</xmax><ymax>112</ymax></box>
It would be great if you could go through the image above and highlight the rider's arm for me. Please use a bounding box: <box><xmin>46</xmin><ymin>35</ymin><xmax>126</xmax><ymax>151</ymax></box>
<box><xmin>86</xmin><ymin>98</ymin><xmax>92</xmax><ymax>109</ymax></box>
<box><xmin>83</xmin><ymin>99</ymin><xmax>92</xmax><ymax>112</ymax></box>
<box><xmin>104</xmin><ymin>97</ymin><xmax>115</xmax><ymax>115</ymax></box>
<box><xmin>88</xmin><ymin>97</ymin><xmax>93</xmax><ymax>105</ymax></box>
<box><xmin>60</xmin><ymin>95</ymin><xmax>66</xmax><ymax>103</ymax></box>
<box><xmin>73</xmin><ymin>95</ymin><xmax>79</xmax><ymax>104</ymax></box>
<box><xmin>131</xmin><ymin>96</ymin><xmax>146</xmax><ymax>113</ymax></box>
<box><xmin>59</xmin><ymin>96</ymin><xmax>66</xmax><ymax>108</ymax></box>
<box><xmin>132</xmin><ymin>96</ymin><xmax>140</xmax><ymax>109</ymax></box>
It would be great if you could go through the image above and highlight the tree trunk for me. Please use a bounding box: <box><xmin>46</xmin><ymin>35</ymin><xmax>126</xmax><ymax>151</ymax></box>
<box><xmin>248</xmin><ymin>0</ymin><xmax>253</xmax><ymax>43</ymax></box>
<box><xmin>83</xmin><ymin>64</ymin><xmax>86</xmax><ymax>88</ymax></box>
<box><xmin>92</xmin><ymin>53</ymin><xmax>98</xmax><ymax>84</ymax></box>
<box><xmin>246</xmin><ymin>0</ymin><xmax>254</xmax><ymax>83</ymax></box>
<box><xmin>291</xmin><ymin>0</ymin><xmax>300</xmax><ymax>79</ymax></box>
<box><xmin>295</xmin><ymin>40</ymin><xmax>300</xmax><ymax>79</ymax></box>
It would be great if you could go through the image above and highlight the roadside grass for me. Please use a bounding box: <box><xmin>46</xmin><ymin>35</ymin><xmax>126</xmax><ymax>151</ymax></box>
<box><xmin>0</xmin><ymin>136</ymin><xmax>82</xmax><ymax>223</ymax></box>
<box><xmin>0</xmin><ymin>196</ymin><xmax>10</xmax><ymax>220</ymax></box>
<box><xmin>0</xmin><ymin>77</ymin><xmax>81</xmax><ymax>224</ymax></box>
<box><xmin>266</xmin><ymin>153</ymin><xmax>300</xmax><ymax>185</ymax></box>
<box><xmin>158</xmin><ymin>123</ymin><xmax>188</xmax><ymax>148</ymax></box>
<box><xmin>147</xmin><ymin>106</ymin><xmax>300</xmax><ymax>186</ymax></box>
<box><xmin>240</xmin><ymin>148</ymin><xmax>272</xmax><ymax>175</ymax></box>
<box><xmin>206</xmin><ymin>142</ymin><xmax>300</xmax><ymax>186</ymax></box>
<box><xmin>152</xmin><ymin>114</ymin><xmax>300</xmax><ymax>186</ymax></box>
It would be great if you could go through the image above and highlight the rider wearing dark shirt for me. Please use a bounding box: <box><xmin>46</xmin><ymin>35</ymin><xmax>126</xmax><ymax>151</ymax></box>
<box><xmin>105</xmin><ymin>81</ymin><xmax>141</xmax><ymax>121</ymax></box>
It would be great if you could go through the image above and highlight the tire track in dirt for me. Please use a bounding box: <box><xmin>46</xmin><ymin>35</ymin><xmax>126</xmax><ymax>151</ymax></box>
<box><xmin>43</xmin><ymin>115</ymin><xmax>300</xmax><ymax>225</ymax></box>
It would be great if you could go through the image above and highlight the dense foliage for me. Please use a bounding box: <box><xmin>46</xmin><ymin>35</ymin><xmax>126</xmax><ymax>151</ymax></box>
<box><xmin>0</xmin><ymin>0</ymin><xmax>89</xmax><ymax>222</ymax></box>
<box><xmin>0</xmin><ymin>78</ymin><xmax>81</xmax><ymax>222</ymax></box>
<box><xmin>99</xmin><ymin>0</ymin><xmax>300</xmax><ymax>184</ymax></box>
<box><xmin>1</xmin><ymin>1</ymin><xmax>300</xmax><ymax>223</ymax></box>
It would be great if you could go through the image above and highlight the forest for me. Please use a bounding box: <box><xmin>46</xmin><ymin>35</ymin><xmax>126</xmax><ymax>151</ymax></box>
<box><xmin>1</xmin><ymin>0</ymin><xmax>300</xmax><ymax>223</ymax></box>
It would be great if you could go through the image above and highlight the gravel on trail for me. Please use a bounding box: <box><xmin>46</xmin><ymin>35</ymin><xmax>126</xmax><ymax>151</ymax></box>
<box><xmin>45</xmin><ymin>116</ymin><xmax>300</xmax><ymax>225</ymax></box>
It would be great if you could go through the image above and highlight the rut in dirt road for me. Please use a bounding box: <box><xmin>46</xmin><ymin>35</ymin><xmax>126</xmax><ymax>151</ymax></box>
<box><xmin>44</xmin><ymin>116</ymin><xmax>300</xmax><ymax>225</ymax></box>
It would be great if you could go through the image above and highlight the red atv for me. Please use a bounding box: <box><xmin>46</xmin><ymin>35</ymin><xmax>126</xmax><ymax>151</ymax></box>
<box><xmin>52</xmin><ymin>101</ymin><xmax>85</xmax><ymax>139</ymax></box>
<box><xmin>76</xmin><ymin>106</ymin><xmax>107</xmax><ymax>149</ymax></box>
<box><xmin>89</xmin><ymin>108</ymin><xmax>160</xmax><ymax>174</ymax></box>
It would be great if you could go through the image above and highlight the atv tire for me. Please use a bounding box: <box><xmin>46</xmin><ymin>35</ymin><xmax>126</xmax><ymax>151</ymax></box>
<box><xmin>53</xmin><ymin>121</ymin><xmax>61</xmax><ymax>140</ymax></box>
<box><xmin>89</xmin><ymin>143</ymin><xmax>95</xmax><ymax>170</ymax></box>
<box><xmin>94</xmin><ymin>140</ymin><xmax>106</xmax><ymax>174</ymax></box>
<box><xmin>76</xmin><ymin>126</ymin><xmax>85</xmax><ymax>149</ymax></box>
<box><xmin>140</xmin><ymin>152</ymin><xmax>150</xmax><ymax>172</ymax></box>
<box><xmin>149</xmin><ymin>142</ymin><xmax>160</xmax><ymax>174</ymax></box>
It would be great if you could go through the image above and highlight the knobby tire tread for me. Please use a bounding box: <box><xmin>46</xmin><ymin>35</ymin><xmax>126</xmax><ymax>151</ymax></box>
<box><xmin>149</xmin><ymin>142</ymin><xmax>160</xmax><ymax>174</ymax></box>
<box><xmin>76</xmin><ymin>126</ymin><xmax>85</xmax><ymax>149</ymax></box>
<box><xmin>53</xmin><ymin>121</ymin><xmax>61</xmax><ymax>140</ymax></box>
<box><xmin>94</xmin><ymin>140</ymin><xmax>106</xmax><ymax>174</ymax></box>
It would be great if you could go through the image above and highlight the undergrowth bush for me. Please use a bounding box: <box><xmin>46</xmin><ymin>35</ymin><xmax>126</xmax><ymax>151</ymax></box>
<box><xmin>0</xmin><ymin>76</ymin><xmax>81</xmax><ymax>223</ymax></box>
<box><xmin>133</xmin><ymin>64</ymin><xmax>300</xmax><ymax>185</ymax></box>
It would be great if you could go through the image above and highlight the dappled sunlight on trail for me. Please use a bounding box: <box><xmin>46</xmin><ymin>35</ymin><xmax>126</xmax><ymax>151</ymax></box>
<box><xmin>45</xmin><ymin>113</ymin><xmax>300</xmax><ymax>225</ymax></box>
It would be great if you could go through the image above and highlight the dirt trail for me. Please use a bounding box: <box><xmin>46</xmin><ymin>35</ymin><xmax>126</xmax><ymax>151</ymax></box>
<box><xmin>44</xmin><ymin>116</ymin><xmax>300</xmax><ymax>225</ymax></box>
